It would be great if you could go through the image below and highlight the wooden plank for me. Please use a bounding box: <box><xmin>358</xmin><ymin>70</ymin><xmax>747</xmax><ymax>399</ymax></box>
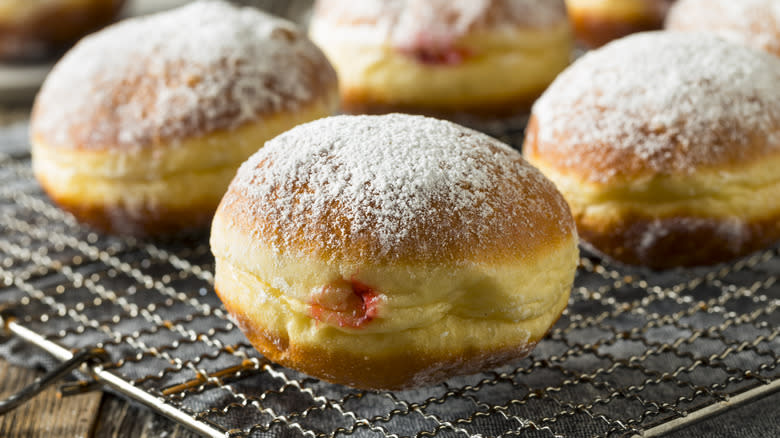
<box><xmin>0</xmin><ymin>357</ymin><xmax>103</xmax><ymax>438</ymax></box>
<box><xmin>92</xmin><ymin>394</ymin><xmax>201</xmax><ymax>438</ymax></box>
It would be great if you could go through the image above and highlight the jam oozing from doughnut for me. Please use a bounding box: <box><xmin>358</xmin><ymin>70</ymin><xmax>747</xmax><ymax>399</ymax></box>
<box><xmin>310</xmin><ymin>277</ymin><xmax>380</xmax><ymax>328</ymax></box>
<box><xmin>401</xmin><ymin>46</ymin><xmax>472</xmax><ymax>65</ymax></box>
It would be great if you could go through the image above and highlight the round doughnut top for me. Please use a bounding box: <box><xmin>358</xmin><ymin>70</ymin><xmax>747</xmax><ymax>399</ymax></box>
<box><xmin>31</xmin><ymin>0</ymin><xmax>337</xmax><ymax>150</ymax></box>
<box><xmin>218</xmin><ymin>114</ymin><xmax>576</xmax><ymax>265</ymax></box>
<box><xmin>666</xmin><ymin>0</ymin><xmax>780</xmax><ymax>56</ymax></box>
<box><xmin>311</xmin><ymin>0</ymin><xmax>568</xmax><ymax>49</ymax></box>
<box><xmin>531</xmin><ymin>32</ymin><xmax>780</xmax><ymax>183</ymax></box>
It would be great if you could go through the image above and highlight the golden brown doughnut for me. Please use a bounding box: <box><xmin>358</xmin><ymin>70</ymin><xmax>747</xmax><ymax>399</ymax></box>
<box><xmin>565</xmin><ymin>0</ymin><xmax>675</xmax><ymax>48</ymax></box>
<box><xmin>30</xmin><ymin>1</ymin><xmax>338</xmax><ymax>237</ymax></box>
<box><xmin>309</xmin><ymin>0</ymin><xmax>572</xmax><ymax>119</ymax></box>
<box><xmin>0</xmin><ymin>0</ymin><xmax>125</xmax><ymax>62</ymax></box>
<box><xmin>524</xmin><ymin>32</ymin><xmax>780</xmax><ymax>269</ymax></box>
<box><xmin>211</xmin><ymin>114</ymin><xmax>579</xmax><ymax>389</ymax></box>
<box><xmin>666</xmin><ymin>0</ymin><xmax>780</xmax><ymax>57</ymax></box>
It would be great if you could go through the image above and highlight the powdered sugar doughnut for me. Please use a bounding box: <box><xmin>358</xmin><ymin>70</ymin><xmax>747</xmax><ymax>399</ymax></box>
<box><xmin>31</xmin><ymin>1</ymin><xmax>338</xmax><ymax>236</ymax></box>
<box><xmin>666</xmin><ymin>0</ymin><xmax>780</xmax><ymax>57</ymax></box>
<box><xmin>524</xmin><ymin>32</ymin><xmax>780</xmax><ymax>268</ymax></box>
<box><xmin>309</xmin><ymin>0</ymin><xmax>572</xmax><ymax>118</ymax></box>
<box><xmin>211</xmin><ymin>114</ymin><xmax>579</xmax><ymax>389</ymax></box>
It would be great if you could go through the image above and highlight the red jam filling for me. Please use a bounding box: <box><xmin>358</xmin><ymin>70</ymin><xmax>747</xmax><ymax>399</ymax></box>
<box><xmin>310</xmin><ymin>277</ymin><xmax>381</xmax><ymax>328</ymax></box>
<box><xmin>401</xmin><ymin>46</ymin><xmax>473</xmax><ymax>65</ymax></box>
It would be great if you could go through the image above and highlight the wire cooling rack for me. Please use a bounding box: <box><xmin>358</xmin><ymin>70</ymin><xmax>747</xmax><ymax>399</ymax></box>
<box><xmin>0</xmin><ymin>129</ymin><xmax>779</xmax><ymax>437</ymax></box>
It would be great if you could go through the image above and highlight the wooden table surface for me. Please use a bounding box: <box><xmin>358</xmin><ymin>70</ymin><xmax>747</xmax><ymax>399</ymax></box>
<box><xmin>0</xmin><ymin>357</ymin><xmax>199</xmax><ymax>438</ymax></box>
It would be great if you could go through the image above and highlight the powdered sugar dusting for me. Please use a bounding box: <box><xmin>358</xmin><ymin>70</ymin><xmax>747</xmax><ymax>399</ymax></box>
<box><xmin>311</xmin><ymin>0</ymin><xmax>568</xmax><ymax>49</ymax></box>
<box><xmin>32</xmin><ymin>0</ymin><xmax>336</xmax><ymax>149</ymax></box>
<box><xmin>532</xmin><ymin>32</ymin><xmax>780</xmax><ymax>183</ymax></box>
<box><xmin>221</xmin><ymin>114</ymin><xmax>575</xmax><ymax>264</ymax></box>
<box><xmin>667</xmin><ymin>0</ymin><xmax>780</xmax><ymax>56</ymax></box>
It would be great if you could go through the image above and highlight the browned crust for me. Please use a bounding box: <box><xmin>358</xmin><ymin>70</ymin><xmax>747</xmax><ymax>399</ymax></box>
<box><xmin>217</xmin><ymin>285</ymin><xmax>555</xmax><ymax>390</ymax></box>
<box><xmin>576</xmin><ymin>212</ymin><xmax>780</xmax><ymax>269</ymax></box>
<box><xmin>524</xmin><ymin>112</ymin><xmax>780</xmax><ymax>183</ymax></box>
<box><xmin>30</xmin><ymin>13</ymin><xmax>338</xmax><ymax>151</ymax></box>
<box><xmin>218</xmin><ymin>141</ymin><xmax>577</xmax><ymax>265</ymax></box>
<box><xmin>39</xmin><ymin>181</ymin><xmax>216</xmax><ymax>238</ymax></box>
<box><xmin>340</xmin><ymin>88</ymin><xmax>539</xmax><ymax>121</ymax></box>
<box><xmin>568</xmin><ymin>0</ymin><xmax>674</xmax><ymax>48</ymax></box>
<box><xmin>32</xmin><ymin>63</ymin><xmax>337</xmax><ymax>153</ymax></box>
<box><xmin>0</xmin><ymin>0</ymin><xmax>125</xmax><ymax>62</ymax></box>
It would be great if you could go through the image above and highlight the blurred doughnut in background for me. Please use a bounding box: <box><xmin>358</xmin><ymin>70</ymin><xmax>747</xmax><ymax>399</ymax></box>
<box><xmin>0</xmin><ymin>0</ymin><xmax>189</xmax><ymax>105</ymax></box>
<box><xmin>0</xmin><ymin>0</ymin><xmax>126</xmax><ymax>63</ymax></box>
<box><xmin>666</xmin><ymin>0</ymin><xmax>780</xmax><ymax>58</ymax></box>
<box><xmin>565</xmin><ymin>0</ymin><xmax>676</xmax><ymax>48</ymax></box>
<box><xmin>309</xmin><ymin>0</ymin><xmax>573</xmax><ymax>125</ymax></box>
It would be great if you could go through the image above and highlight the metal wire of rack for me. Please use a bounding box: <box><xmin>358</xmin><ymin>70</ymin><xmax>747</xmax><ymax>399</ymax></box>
<box><xmin>0</xmin><ymin>125</ymin><xmax>778</xmax><ymax>437</ymax></box>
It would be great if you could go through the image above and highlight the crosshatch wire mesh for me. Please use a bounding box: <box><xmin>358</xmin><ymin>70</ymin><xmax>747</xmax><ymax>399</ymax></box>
<box><xmin>0</xmin><ymin>117</ymin><xmax>778</xmax><ymax>437</ymax></box>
